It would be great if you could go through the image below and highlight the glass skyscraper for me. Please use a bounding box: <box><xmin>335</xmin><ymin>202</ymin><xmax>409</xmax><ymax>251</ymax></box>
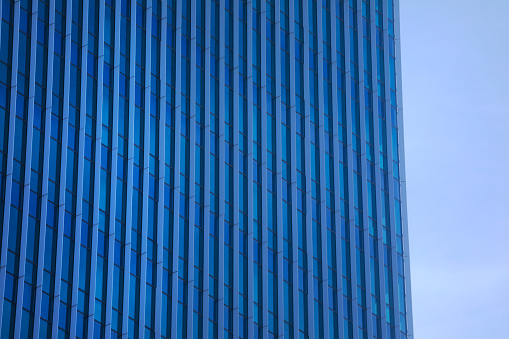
<box><xmin>0</xmin><ymin>0</ymin><xmax>413</xmax><ymax>338</ymax></box>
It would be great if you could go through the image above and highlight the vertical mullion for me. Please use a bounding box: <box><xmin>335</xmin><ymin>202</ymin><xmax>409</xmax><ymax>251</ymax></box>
<box><xmin>123</xmin><ymin>0</ymin><xmax>138</xmax><ymax>335</ymax></box>
<box><xmin>32</xmin><ymin>0</ymin><xmax>57</xmax><ymax>335</ymax></box>
<box><xmin>343</xmin><ymin>1</ymin><xmax>361</xmax><ymax>338</ymax></box>
<box><xmin>216</xmin><ymin>0</ymin><xmax>226</xmax><ymax>334</ymax></box>
<box><xmin>369</xmin><ymin>1</ymin><xmax>388</xmax><ymax>338</ymax></box>
<box><xmin>287</xmin><ymin>0</ymin><xmax>301</xmax><ymax>337</ymax></box>
<box><xmin>301</xmin><ymin>1</ymin><xmax>316</xmax><ymax>336</ymax></box>
<box><xmin>316</xmin><ymin>3</ymin><xmax>331</xmax><ymax>338</ymax></box>
<box><xmin>51</xmin><ymin>0</ymin><xmax>74</xmax><ymax>335</ymax></box>
<box><xmin>355</xmin><ymin>0</ymin><xmax>375</xmax><ymax>337</ymax></box>
<box><xmin>393</xmin><ymin>0</ymin><xmax>414</xmax><ymax>336</ymax></box>
<box><xmin>186</xmin><ymin>0</ymin><xmax>197</xmax><ymax>337</ymax></box>
<box><xmin>201</xmin><ymin>0</ymin><xmax>212</xmax><ymax>336</ymax></box>
<box><xmin>137</xmin><ymin>2</ymin><xmax>153</xmax><ymax>336</ymax></box>
<box><xmin>382</xmin><ymin>0</ymin><xmax>402</xmax><ymax>336</ymax></box>
<box><xmin>273</xmin><ymin>0</ymin><xmax>285</xmax><ymax>336</ymax></box>
<box><xmin>231</xmin><ymin>0</ymin><xmax>240</xmax><ymax>337</ymax></box>
<box><xmin>259</xmin><ymin>2</ymin><xmax>269</xmax><ymax>337</ymax></box>
<box><xmin>245</xmin><ymin>2</ymin><xmax>255</xmax><ymax>338</ymax></box>
<box><xmin>0</xmin><ymin>2</ymin><xmax>21</xmax><ymax>327</ymax></box>
<box><xmin>87</xmin><ymin>0</ymin><xmax>106</xmax><ymax>335</ymax></box>
<box><xmin>102</xmin><ymin>1</ymin><xmax>122</xmax><ymax>338</ymax></box>
<box><xmin>330</xmin><ymin>1</ymin><xmax>345</xmax><ymax>337</ymax></box>
<box><xmin>374</xmin><ymin>6</ymin><xmax>390</xmax><ymax>336</ymax></box>
<box><xmin>155</xmin><ymin>0</ymin><xmax>169</xmax><ymax>338</ymax></box>
<box><xmin>68</xmin><ymin>0</ymin><xmax>89</xmax><ymax>337</ymax></box>
<box><xmin>170</xmin><ymin>0</ymin><xmax>182</xmax><ymax>337</ymax></box>
<box><xmin>13</xmin><ymin>0</ymin><xmax>39</xmax><ymax>336</ymax></box>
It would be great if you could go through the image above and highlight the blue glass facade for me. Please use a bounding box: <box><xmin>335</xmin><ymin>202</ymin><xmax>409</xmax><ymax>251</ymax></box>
<box><xmin>0</xmin><ymin>0</ymin><xmax>412</xmax><ymax>338</ymax></box>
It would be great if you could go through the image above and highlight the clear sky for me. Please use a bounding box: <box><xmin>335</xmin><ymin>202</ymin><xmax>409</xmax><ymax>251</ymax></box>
<box><xmin>399</xmin><ymin>0</ymin><xmax>509</xmax><ymax>338</ymax></box>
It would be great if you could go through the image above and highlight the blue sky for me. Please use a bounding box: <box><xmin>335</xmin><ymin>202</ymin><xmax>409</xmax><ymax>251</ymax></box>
<box><xmin>399</xmin><ymin>0</ymin><xmax>509</xmax><ymax>337</ymax></box>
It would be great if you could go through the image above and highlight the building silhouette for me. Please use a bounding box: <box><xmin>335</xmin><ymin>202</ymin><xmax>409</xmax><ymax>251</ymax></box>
<box><xmin>0</xmin><ymin>0</ymin><xmax>413</xmax><ymax>338</ymax></box>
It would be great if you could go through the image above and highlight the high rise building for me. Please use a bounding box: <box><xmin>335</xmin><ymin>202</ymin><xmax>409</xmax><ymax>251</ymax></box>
<box><xmin>0</xmin><ymin>0</ymin><xmax>413</xmax><ymax>338</ymax></box>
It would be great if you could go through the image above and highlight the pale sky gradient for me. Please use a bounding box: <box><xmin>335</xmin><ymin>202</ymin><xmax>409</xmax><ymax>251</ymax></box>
<box><xmin>399</xmin><ymin>0</ymin><xmax>509</xmax><ymax>338</ymax></box>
